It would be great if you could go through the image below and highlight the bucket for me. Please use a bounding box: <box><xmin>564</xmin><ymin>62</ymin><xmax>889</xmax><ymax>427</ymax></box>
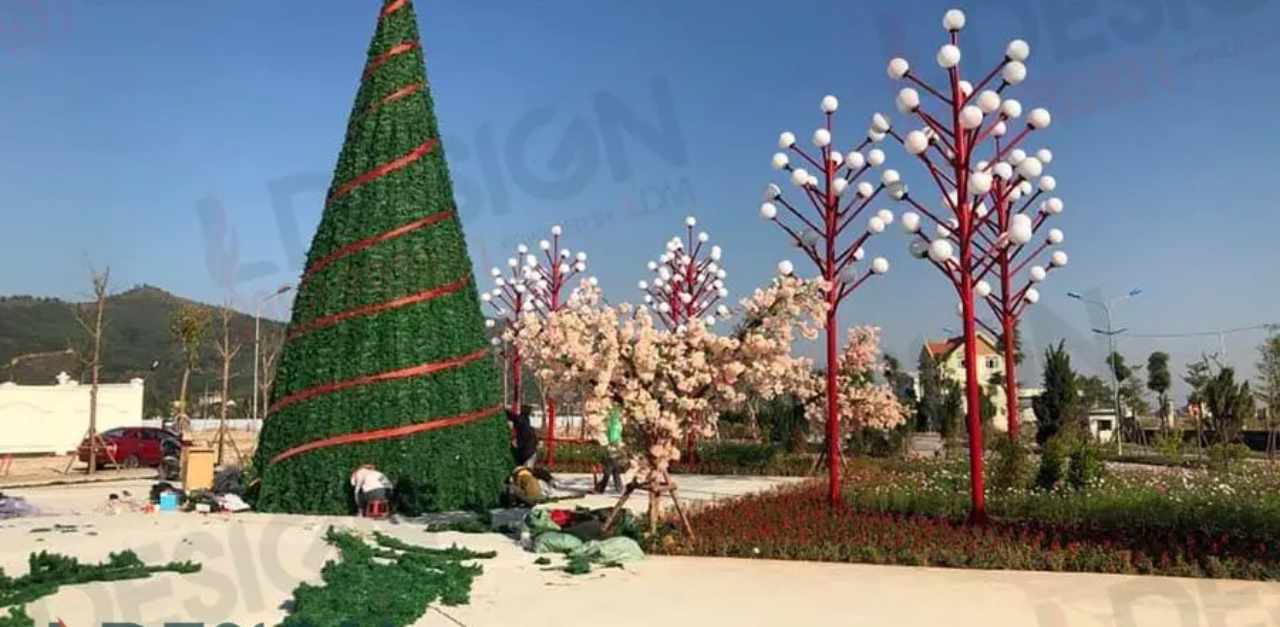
<box><xmin>158</xmin><ymin>492</ymin><xmax>179</xmax><ymax>512</ymax></box>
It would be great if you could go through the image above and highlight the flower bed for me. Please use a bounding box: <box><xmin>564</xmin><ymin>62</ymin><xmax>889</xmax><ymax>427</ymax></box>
<box><xmin>648</xmin><ymin>459</ymin><xmax>1280</xmax><ymax>580</ymax></box>
<box><xmin>540</xmin><ymin>442</ymin><xmax>813</xmax><ymax>476</ymax></box>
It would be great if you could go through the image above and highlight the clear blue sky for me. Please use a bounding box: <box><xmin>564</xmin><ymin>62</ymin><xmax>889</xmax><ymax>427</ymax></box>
<box><xmin>2</xmin><ymin>0</ymin><xmax>1278</xmax><ymax>399</ymax></box>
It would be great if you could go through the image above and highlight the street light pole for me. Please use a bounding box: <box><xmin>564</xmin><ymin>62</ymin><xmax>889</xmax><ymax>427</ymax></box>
<box><xmin>1069</xmin><ymin>289</ymin><xmax>1141</xmax><ymax>453</ymax></box>
<box><xmin>253</xmin><ymin>284</ymin><xmax>294</xmax><ymax>421</ymax></box>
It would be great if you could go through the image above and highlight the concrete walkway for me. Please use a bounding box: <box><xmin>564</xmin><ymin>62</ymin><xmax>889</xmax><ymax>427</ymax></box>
<box><xmin>2</xmin><ymin>476</ymin><xmax>1278</xmax><ymax>626</ymax></box>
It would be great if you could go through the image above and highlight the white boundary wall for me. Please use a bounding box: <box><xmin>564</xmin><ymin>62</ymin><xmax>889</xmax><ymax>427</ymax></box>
<box><xmin>0</xmin><ymin>373</ymin><xmax>145</xmax><ymax>455</ymax></box>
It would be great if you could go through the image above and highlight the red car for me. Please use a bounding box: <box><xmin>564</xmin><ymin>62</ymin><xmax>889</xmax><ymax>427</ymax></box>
<box><xmin>77</xmin><ymin>426</ymin><xmax>182</xmax><ymax>469</ymax></box>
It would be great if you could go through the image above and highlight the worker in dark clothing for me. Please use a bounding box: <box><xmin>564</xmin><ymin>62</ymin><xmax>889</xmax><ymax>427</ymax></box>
<box><xmin>509</xmin><ymin>404</ymin><xmax>538</xmax><ymax>467</ymax></box>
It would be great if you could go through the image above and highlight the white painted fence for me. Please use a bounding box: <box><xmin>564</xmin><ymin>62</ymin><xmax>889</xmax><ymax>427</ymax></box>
<box><xmin>0</xmin><ymin>373</ymin><xmax>145</xmax><ymax>454</ymax></box>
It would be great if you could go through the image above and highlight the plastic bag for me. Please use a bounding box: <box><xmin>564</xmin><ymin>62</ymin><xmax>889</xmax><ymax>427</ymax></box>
<box><xmin>524</xmin><ymin>509</ymin><xmax>560</xmax><ymax>534</ymax></box>
<box><xmin>533</xmin><ymin>531</ymin><xmax>584</xmax><ymax>554</ymax></box>
<box><xmin>568</xmin><ymin>536</ymin><xmax>644</xmax><ymax>566</ymax></box>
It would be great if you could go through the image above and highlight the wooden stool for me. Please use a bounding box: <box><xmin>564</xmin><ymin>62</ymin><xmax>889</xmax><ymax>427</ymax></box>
<box><xmin>364</xmin><ymin>499</ymin><xmax>389</xmax><ymax>518</ymax></box>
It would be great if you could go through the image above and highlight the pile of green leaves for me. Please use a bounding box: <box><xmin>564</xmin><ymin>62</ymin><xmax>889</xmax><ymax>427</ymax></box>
<box><xmin>278</xmin><ymin>528</ymin><xmax>494</xmax><ymax>627</ymax></box>
<box><xmin>0</xmin><ymin>550</ymin><xmax>200</xmax><ymax>627</ymax></box>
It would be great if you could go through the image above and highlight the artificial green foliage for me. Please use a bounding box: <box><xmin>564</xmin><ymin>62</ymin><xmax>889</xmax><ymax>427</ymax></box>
<box><xmin>279</xmin><ymin>528</ymin><xmax>494</xmax><ymax>627</ymax></box>
<box><xmin>0</xmin><ymin>549</ymin><xmax>200</xmax><ymax>627</ymax></box>
<box><xmin>252</xmin><ymin>0</ymin><xmax>512</xmax><ymax>515</ymax></box>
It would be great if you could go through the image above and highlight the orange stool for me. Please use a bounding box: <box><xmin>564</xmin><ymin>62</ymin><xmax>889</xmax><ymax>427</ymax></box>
<box><xmin>364</xmin><ymin>499</ymin><xmax>389</xmax><ymax>518</ymax></box>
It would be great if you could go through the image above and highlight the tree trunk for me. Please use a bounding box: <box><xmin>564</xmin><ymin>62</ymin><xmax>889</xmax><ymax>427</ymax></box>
<box><xmin>86</xmin><ymin>293</ymin><xmax>105</xmax><ymax>475</ymax></box>
<box><xmin>177</xmin><ymin>367</ymin><xmax>192</xmax><ymax>433</ymax></box>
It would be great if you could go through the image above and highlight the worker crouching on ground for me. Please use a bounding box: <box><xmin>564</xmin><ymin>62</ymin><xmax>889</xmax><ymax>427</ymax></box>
<box><xmin>507</xmin><ymin>466</ymin><xmax>556</xmax><ymax>507</ymax></box>
<box><xmin>350</xmin><ymin>463</ymin><xmax>393</xmax><ymax>516</ymax></box>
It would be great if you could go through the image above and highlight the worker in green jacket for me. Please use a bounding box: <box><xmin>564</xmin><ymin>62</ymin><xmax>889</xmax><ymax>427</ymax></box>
<box><xmin>595</xmin><ymin>404</ymin><xmax>626</xmax><ymax>494</ymax></box>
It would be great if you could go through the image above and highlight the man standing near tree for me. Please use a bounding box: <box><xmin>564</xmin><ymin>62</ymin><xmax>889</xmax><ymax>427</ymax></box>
<box><xmin>595</xmin><ymin>404</ymin><xmax>626</xmax><ymax>494</ymax></box>
<box><xmin>509</xmin><ymin>405</ymin><xmax>538</xmax><ymax>467</ymax></box>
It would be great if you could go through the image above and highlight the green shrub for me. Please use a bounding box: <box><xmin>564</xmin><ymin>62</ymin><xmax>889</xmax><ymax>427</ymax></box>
<box><xmin>1066</xmin><ymin>439</ymin><xmax>1107</xmax><ymax>491</ymax></box>
<box><xmin>1035</xmin><ymin>437</ymin><xmax>1067</xmax><ymax>491</ymax></box>
<box><xmin>990</xmin><ymin>438</ymin><xmax>1033</xmax><ymax>491</ymax></box>
<box><xmin>696</xmin><ymin>442</ymin><xmax>779</xmax><ymax>467</ymax></box>
<box><xmin>1153</xmin><ymin>430</ymin><xmax>1187</xmax><ymax>459</ymax></box>
<box><xmin>848</xmin><ymin>427</ymin><xmax>907</xmax><ymax>458</ymax></box>
<box><xmin>1207</xmin><ymin>443</ymin><xmax>1251</xmax><ymax>472</ymax></box>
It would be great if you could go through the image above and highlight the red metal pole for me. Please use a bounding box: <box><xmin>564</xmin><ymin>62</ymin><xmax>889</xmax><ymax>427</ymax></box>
<box><xmin>950</xmin><ymin>48</ymin><xmax>987</xmax><ymax>524</ymax></box>
<box><xmin>823</xmin><ymin>119</ymin><xmax>842</xmax><ymax>505</ymax></box>
<box><xmin>1001</xmin><ymin>312</ymin><xmax>1020</xmax><ymax>441</ymax></box>
<box><xmin>996</xmin><ymin>189</ymin><xmax>1020</xmax><ymax>442</ymax></box>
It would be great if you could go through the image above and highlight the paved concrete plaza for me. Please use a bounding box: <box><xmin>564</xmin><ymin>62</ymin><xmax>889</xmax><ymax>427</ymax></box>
<box><xmin>2</xmin><ymin>475</ymin><xmax>1278</xmax><ymax>626</ymax></box>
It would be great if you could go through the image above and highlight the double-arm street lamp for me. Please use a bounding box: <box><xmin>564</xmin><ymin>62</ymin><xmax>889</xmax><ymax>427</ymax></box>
<box><xmin>253</xmin><ymin>283</ymin><xmax>294</xmax><ymax>421</ymax></box>
<box><xmin>1068</xmin><ymin>288</ymin><xmax>1142</xmax><ymax>453</ymax></box>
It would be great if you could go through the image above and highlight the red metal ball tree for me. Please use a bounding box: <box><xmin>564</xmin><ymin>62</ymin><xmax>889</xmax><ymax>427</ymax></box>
<box><xmin>879</xmin><ymin>7</ymin><xmax>1056</xmax><ymax>522</ymax></box>
<box><xmin>483</xmin><ymin>225</ymin><xmax>594</xmax><ymax>465</ymax></box>
<box><xmin>759</xmin><ymin>97</ymin><xmax>898</xmax><ymax>505</ymax></box>
<box><xmin>970</xmin><ymin>150</ymin><xmax>1067</xmax><ymax>442</ymax></box>
<box><xmin>638</xmin><ymin>215</ymin><xmax>733</xmax><ymax>461</ymax></box>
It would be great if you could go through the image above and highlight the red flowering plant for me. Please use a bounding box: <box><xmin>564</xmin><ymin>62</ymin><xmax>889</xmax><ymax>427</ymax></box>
<box><xmin>647</xmin><ymin>459</ymin><xmax>1280</xmax><ymax>580</ymax></box>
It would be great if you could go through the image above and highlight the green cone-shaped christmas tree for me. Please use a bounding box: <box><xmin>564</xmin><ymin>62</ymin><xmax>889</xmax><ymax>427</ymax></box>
<box><xmin>251</xmin><ymin>0</ymin><xmax>512</xmax><ymax>515</ymax></box>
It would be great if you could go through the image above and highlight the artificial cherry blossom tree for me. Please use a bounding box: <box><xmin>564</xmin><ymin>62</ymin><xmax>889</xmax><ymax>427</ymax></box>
<box><xmin>513</xmin><ymin>275</ymin><xmax>826</xmax><ymax>534</ymax></box>
<box><xmin>482</xmin><ymin>224</ymin><xmax>594</xmax><ymax>464</ymax></box>
<box><xmin>759</xmin><ymin>96</ymin><xmax>900</xmax><ymax>503</ymax></box>
<box><xmin>879</xmin><ymin>7</ymin><xmax>1058</xmax><ymax>522</ymax></box>
<box><xmin>796</xmin><ymin>326</ymin><xmax>910</xmax><ymax>452</ymax></box>
<box><xmin>637</xmin><ymin>215</ymin><xmax>734</xmax><ymax>460</ymax></box>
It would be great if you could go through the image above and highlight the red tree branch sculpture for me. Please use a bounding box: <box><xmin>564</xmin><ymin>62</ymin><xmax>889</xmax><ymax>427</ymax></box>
<box><xmin>484</xmin><ymin>225</ymin><xmax>593</xmax><ymax>464</ymax></box>
<box><xmin>759</xmin><ymin>97</ymin><xmax>898</xmax><ymax>504</ymax></box>
<box><xmin>880</xmin><ymin>7</ymin><xmax>1057</xmax><ymax>523</ymax></box>
<box><xmin>638</xmin><ymin>215</ymin><xmax>732</xmax><ymax>461</ymax></box>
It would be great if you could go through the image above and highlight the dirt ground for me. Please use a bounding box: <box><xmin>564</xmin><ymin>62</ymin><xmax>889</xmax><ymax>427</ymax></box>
<box><xmin>1</xmin><ymin>431</ymin><xmax>258</xmax><ymax>485</ymax></box>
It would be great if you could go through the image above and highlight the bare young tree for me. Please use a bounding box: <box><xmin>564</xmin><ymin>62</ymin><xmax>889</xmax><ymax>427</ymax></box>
<box><xmin>257</xmin><ymin>323</ymin><xmax>285</xmax><ymax>419</ymax></box>
<box><xmin>213</xmin><ymin>300</ymin><xmax>243</xmax><ymax>465</ymax></box>
<box><xmin>64</xmin><ymin>263</ymin><xmax>115</xmax><ymax>475</ymax></box>
<box><xmin>169</xmin><ymin>304</ymin><xmax>211</xmax><ymax>434</ymax></box>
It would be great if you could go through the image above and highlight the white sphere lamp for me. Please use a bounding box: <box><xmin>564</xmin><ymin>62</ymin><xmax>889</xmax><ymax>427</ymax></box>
<box><xmin>968</xmin><ymin>171</ymin><xmax>993</xmax><ymax>195</ymax></box>
<box><xmin>771</xmin><ymin>153</ymin><xmax>789</xmax><ymax>169</ymax></box>
<box><xmin>1047</xmin><ymin>228</ymin><xmax>1064</xmax><ymax>245</ymax></box>
<box><xmin>960</xmin><ymin>105</ymin><xmax>983</xmax><ymax>129</ymax></box>
<box><xmin>887</xmin><ymin>58</ymin><xmax>910</xmax><ymax>80</ymax></box>
<box><xmin>1044</xmin><ymin>198</ymin><xmax>1064</xmax><ymax>214</ymax></box>
<box><xmin>975</xmin><ymin>280</ymin><xmax>992</xmax><ymax>297</ymax></box>
<box><xmin>937</xmin><ymin>44</ymin><xmax>961</xmax><ymax>68</ymax></box>
<box><xmin>1050</xmin><ymin>251</ymin><xmax>1068</xmax><ymax>267</ymax></box>
<box><xmin>901</xmin><ymin>211</ymin><xmax>921</xmax><ymax>233</ymax></box>
<box><xmin>871</xmin><ymin>257</ymin><xmax>890</xmax><ymax>274</ymax></box>
<box><xmin>821</xmin><ymin>95</ymin><xmax>839</xmax><ymax>113</ymax></box>
<box><xmin>904</xmin><ymin>130</ymin><xmax>929</xmax><ymax>155</ymax></box>
<box><xmin>908</xmin><ymin>240</ymin><xmax>929</xmax><ymax>259</ymax></box>
<box><xmin>928</xmin><ymin>239</ymin><xmax>954</xmax><ymax>262</ymax></box>
<box><xmin>943</xmin><ymin>8</ymin><xmax>966</xmax><ymax>30</ymax></box>
<box><xmin>1039</xmin><ymin>175</ymin><xmax>1057</xmax><ymax>192</ymax></box>
<box><xmin>1001</xmin><ymin>61</ymin><xmax>1027</xmax><ymax>85</ymax></box>
<box><xmin>790</xmin><ymin>168</ymin><xmax>809</xmax><ymax>186</ymax></box>
<box><xmin>1017</xmin><ymin>157</ymin><xmax>1043</xmax><ymax>178</ymax></box>
<box><xmin>777</xmin><ymin>260</ymin><xmax>795</xmax><ymax>276</ymax></box>
<box><xmin>778</xmin><ymin>132</ymin><xmax>796</xmax><ymax>149</ymax></box>
<box><xmin>1008</xmin><ymin>213</ymin><xmax>1034</xmax><ymax>245</ymax></box>
<box><xmin>895</xmin><ymin>88</ymin><xmax>921</xmax><ymax>114</ymax></box>
<box><xmin>1024</xmin><ymin>288</ymin><xmax>1040</xmax><ymax>304</ymax></box>
<box><xmin>977</xmin><ymin>90</ymin><xmax>1001</xmax><ymax>114</ymax></box>
<box><xmin>846</xmin><ymin>151</ymin><xmax>866</xmax><ymax>169</ymax></box>
<box><xmin>1028</xmin><ymin>108</ymin><xmax>1052</xmax><ymax>129</ymax></box>
<box><xmin>1006</xmin><ymin>39</ymin><xmax>1030</xmax><ymax>61</ymax></box>
<box><xmin>759</xmin><ymin>202</ymin><xmax>778</xmax><ymax>220</ymax></box>
<box><xmin>813</xmin><ymin>128</ymin><xmax>832</xmax><ymax>147</ymax></box>
<box><xmin>1000</xmin><ymin>99</ymin><xmax>1022</xmax><ymax>120</ymax></box>
<box><xmin>868</xmin><ymin>216</ymin><xmax>886</xmax><ymax>233</ymax></box>
<box><xmin>1029</xmin><ymin>266</ymin><xmax>1047</xmax><ymax>282</ymax></box>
